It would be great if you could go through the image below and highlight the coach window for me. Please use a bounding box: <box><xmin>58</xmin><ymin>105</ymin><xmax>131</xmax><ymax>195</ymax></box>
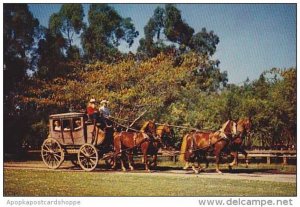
<box><xmin>53</xmin><ymin>120</ymin><xmax>61</xmax><ymax>131</ymax></box>
<box><xmin>63</xmin><ymin>119</ymin><xmax>72</xmax><ymax>131</ymax></box>
<box><xmin>73</xmin><ymin>118</ymin><xmax>82</xmax><ymax>131</ymax></box>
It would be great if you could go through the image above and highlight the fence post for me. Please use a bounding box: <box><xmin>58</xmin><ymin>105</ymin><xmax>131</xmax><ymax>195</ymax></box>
<box><xmin>283</xmin><ymin>155</ymin><xmax>287</xmax><ymax>165</ymax></box>
<box><xmin>173</xmin><ymin>155</ymin><xmax>177</xmax><ymax>163</ymax></box>
<box><xmin>267</xmin><ymin>156</ymin><xmax>271</xmax><ymax>165</ymax></box>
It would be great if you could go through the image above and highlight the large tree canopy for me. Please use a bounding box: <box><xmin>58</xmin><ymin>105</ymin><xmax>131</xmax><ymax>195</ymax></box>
<box><xmin>81</xmin><ymin>4</ymin><xmax>139</xmax><ymax>62</ymax></box>
<box><xmin>138</xmin><ymin>4</ymin><xmax>219</xmax><ymax>58</ymax></box>
<box><xmin>4</xmin><ymin>4</ymin><xmax>39</xmax><ymax>93</ymax></box>
<box><xmin>49</xmin><ymin>4</ymin><xmax>84</xmax><ymax>47</ymax></box>
<box><xmin>3</xmin><ymin>3</ymin><xmax>296</xmax><ymax>153</ymax></box>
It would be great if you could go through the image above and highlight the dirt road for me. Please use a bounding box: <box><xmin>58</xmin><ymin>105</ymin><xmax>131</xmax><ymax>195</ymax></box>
<box><xmin>4</xmin><ymin>161</ymin><xmax>296</xmax><ymax>183</ymax></box>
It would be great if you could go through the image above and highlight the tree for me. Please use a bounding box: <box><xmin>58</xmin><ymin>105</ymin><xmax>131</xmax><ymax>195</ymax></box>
<box><xmin>4</xmin><ymin>4</ymin><xmax>40</xmax><ymax>153</ymax></box>
<box><xmin>36</xmin><ymin>28</ymin><xmax>67</xmax><ymax>79</ymax></box>
<box><xmin>138</xmin><ymin>4</ymin><xmax>220</xmax><ymax>58</ymax></box>
<box><xmin>82</xmin><ymin>4</ymin><xmax>139</xmax><ymax>62</ymax></box>
<box><xmin>4</xmin><ymin>4</ymin><xmax>39</xmax><ymax>93</ymax></box>
<box><xmin>164</xmin><ymin>4</ymin><xmax>194</xmax><ymax>49</ymax></box>
<box><xmin>190</xmin><ymin>28</ymin><xmax>220</xmax><ymax>56</ymax></box>
<box><xmin>49</xmin><ymin>4</ymin><xmax>84</xmax><ymax>47</ymax></box>
<box><xmin>137</xmin><ymin>7</ymin><xmax>168</xmax><ymax>58</ymax></box>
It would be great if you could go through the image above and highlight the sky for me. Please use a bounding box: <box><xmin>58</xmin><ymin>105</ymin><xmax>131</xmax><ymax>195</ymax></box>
<box><xmin>28</xmin><ymin>3</ymin><xmax>296</xmax><ymax>84</ymax></box>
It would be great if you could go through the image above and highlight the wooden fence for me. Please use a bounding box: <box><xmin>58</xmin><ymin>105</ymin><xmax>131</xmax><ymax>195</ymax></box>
<box><xmin>9</xmin><ymin>150</ymin><xmax>296</xmax><ymax>165</ymax></box>
<box><xmin>158</xmin><ymin>150</ymin><xmax>297</xmax><ymax>165</ymax></box>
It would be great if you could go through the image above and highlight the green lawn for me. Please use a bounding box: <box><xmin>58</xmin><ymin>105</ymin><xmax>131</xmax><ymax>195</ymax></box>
<box><xmin>4</xmin><ymin>168</ymin><xmax>296</xmax><ymax>196</ymax></box>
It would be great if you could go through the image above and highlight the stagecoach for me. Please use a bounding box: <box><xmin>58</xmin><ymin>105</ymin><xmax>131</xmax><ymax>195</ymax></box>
<box><xmin>41</xmin><ymin>112</ymin><xmax>114</xmax><ymax>171</ymax></box>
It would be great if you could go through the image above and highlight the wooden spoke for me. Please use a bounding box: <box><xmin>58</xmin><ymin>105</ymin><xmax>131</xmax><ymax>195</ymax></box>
<box><xmin>41</xmin><ymin>138</ymin><xmax>64</xmax><ymax>169</ymax></box>
<box><xmin>77</xmin><ymin>144</ymin><xmax>99</xmax><ymax>171</ymax></box>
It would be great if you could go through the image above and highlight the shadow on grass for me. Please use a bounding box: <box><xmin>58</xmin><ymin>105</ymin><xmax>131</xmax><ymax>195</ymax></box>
<box><xmin>63</xmin><ymin>162</ymin><xmax>286</xmax><ymax>175</ymax></box>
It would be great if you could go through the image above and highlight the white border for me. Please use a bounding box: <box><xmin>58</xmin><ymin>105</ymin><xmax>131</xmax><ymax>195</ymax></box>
<box><xmin>1</xmin><ymin>1</ymin><xmax>299</xmax><ymax>207</ymax></box>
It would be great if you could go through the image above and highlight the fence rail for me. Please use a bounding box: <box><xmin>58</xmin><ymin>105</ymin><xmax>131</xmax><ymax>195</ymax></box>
<box><xmin>158</xmin><ymin>150</ymin><xmax>296</xmax><ymax>165</ymax></box>
<box><xmin>13</xmin><ymin>149</ymin><xmax>297</xmax><ymax>165</ymax></box>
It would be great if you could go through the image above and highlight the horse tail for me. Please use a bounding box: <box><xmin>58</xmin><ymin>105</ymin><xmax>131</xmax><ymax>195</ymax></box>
<box><xmin>179</xmin><ymin>134</ymin><xmax>189</xmax><ymax>162</ymax></box>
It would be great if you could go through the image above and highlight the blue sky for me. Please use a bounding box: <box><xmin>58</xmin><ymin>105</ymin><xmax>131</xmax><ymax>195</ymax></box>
<box><xmin>28</xmin><ymin>3</ymin><xmax>296</xmax><ymax>84</ymax></box>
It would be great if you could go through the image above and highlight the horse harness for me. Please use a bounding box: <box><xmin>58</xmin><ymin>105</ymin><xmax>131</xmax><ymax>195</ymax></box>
<box><xmin>188</xmin><ymin>131</ymin><xmax>232</xmax><ymax>154</ymax></box>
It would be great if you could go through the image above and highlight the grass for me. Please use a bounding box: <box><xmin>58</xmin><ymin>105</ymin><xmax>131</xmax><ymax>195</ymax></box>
<box><xmin>4</xmin><ymin>168</ymin><xmax>296</xmax><ymax>197</ymax></box>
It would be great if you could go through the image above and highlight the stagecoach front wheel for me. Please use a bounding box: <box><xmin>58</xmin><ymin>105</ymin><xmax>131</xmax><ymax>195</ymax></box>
<box><xmin>41</xmin><ymin>138</ymin><xmax>65</xmax><ymax>169</ymax></box>
<box><xmin>78</xmin><ymin>144</ymin><xmax>99</xmax><ymax>171</ymax></box>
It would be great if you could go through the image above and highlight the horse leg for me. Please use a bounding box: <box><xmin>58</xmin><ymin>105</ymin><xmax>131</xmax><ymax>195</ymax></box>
<box><xmin>198</xmin><ymin>153</ymin><xmax>207</xmax><ymax>172</ymax></box>
<box><xmin>128</xmin><ymin>151</ymin><xmax>135</xmax><ymax>171</ymax></box>
<box><xmin>183</xmin><ymin>161</ymin><xmax>189</xmax><ymax>170</ymax></box>
<box><xmin>183</xmin><ymin>151</ymin><xmax>190</xmax><ymax>170</ymax></box>
<box><xmin>151</xmin><ymin>154</ymin><xmax>157</xmax><ymax>168</ymax></box>
<box><xmin>240</xmin><ymin>148</ymin><xmax>249</xmax><ymax>168</ymax></box>
<box><xmin>203</xmin><ymin>153</ymin><xmax>209</xmax><ymax>169</ymax></box>
<box><xmin>191</xmin><ymin>164</ymin><xmax>199</xmax><ymax>173</ymax></box>
<box><xmin>120</xmin><ymin>152</ymin><xmax>127</xmax><ymax>171</ymax></box>
<box><xmin>112</xmin><ymin>155</ymin><xmax>117</xmax><ymax>170</ymax></box>
<box><xmin>215</xmin><ymin>150</ymin><xmax>223</xmax><ymax>174</ymax></box>
<box><xmin>197</xmin><ymin>159</ymin><xmax>203</xmax><ymax>172</ymax></box>
<box><xmin>112</xmin><ymin>137</ymin><xmax>120</xmax><ymax>170</ymax></box>
<box><xmin>190</xmin><ymin>156</ymin><xmax>199</xmax><ymax>174</ymax></box>
<box><xmin>141</xmin><ymin>143</ymin><xmax>150</xmax><ymax>172</ymax></box>
<box><xmin>143</xmin><ymin>153</ymin><xmax>150</xmax><ymax>172</ymax></box>
<box><xmin>229</xmin><ymin>151</ymin><xmax>238</xmax><ymax>167</ymax></box>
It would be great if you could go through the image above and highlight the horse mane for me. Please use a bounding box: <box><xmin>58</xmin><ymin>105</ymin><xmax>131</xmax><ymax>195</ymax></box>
<box><xmin>141</xmin><ymin>121</ymin><xmax>153</xmax><ymax>132</ymax></box>
<box><xmin>220</xmin><ymin>120</ymin><xmax>230</xmax><ymax>132</ymax></box>
<box><xmin>156</xmin><ymin>125</ymin><xmax>164</xmax><ymax>130</ymax></box>
<box><xmin>140</xmin><ymin>121</ymin><xmax>148</xmax><ymax>132</ymax></box>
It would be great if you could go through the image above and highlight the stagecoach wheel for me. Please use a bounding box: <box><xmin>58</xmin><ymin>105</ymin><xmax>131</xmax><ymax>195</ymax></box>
<box><xmin>41</xmin><ymin>138</ymin><xmax>64</xmax><ymax>169</ymax></box>
<box><xmin>78</xmin><ymin>144</ymin><xmax>99</xmax><ymax>171</ymax></box>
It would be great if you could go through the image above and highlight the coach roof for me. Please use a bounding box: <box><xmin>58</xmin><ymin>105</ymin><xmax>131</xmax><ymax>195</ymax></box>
<box><xmin>49</xmin><ymin>112</ymin><xmax>85</xmax><ymax>119</ymax></box>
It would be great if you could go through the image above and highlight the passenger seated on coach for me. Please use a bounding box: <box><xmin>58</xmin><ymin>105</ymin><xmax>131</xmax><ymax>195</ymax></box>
<box><xmin>74</xmin><ymin>119</ymin><xmax>82</xmax><ymax>130</ymax></box>
<box><xmin>86</xmin><ymin>98</ymin><xmax>99</xmax><ymax>121</ymax></box>
<box><xmin>54</xmin><ymin>120</ymin><xmax>61</xmax><ymax>131</ymax></box>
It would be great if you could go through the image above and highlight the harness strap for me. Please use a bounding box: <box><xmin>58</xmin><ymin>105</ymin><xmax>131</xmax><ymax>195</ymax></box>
<box><xmin>133</xmin><ymin>133</ymin><xmax>137</xmax><ymax>146</ymax></box>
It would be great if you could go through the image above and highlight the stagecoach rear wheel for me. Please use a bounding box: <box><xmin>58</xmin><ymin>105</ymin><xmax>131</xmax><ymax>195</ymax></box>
<box><xmin>78</xmin><ymin>144</ymin><xmax>99</xmax><ymax>171</ymax></box>
<box><xmin>41</xmin><ymin>138</ymin><xmax>65</xmax><ymax>169</ymax></box>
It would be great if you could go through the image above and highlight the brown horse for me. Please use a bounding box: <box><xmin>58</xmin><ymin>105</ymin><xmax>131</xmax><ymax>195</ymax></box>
<box><xmin>228</xmin><ymin>118</ymin><xmax>251</xmax><ymax>168</ymax></box>
<box><xmin>180</xmin><ymin>120</ymin><xmax>237</xmax><ymax>174</ymax></box>
<box><xmin>156</xmin><ymin>124</ymin><xmax>173</xmax><ymax>148</ymax></box>
<box><xmin>146</xmin><ymin>124</ymin><xmax>173</xmax><ymax>167</ymax></box>
<box><xmin>112</xmin><ymin>120</ymin><xmax>160</xmax><ymax>172</ymax></box>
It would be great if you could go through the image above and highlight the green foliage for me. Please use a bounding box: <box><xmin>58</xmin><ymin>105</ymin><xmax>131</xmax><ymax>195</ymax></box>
<box><xmin>36</xmin><ymin>29</ymin><xmax>67</xmax><ymax>79</ymax></box>
<box><xmin>3</xmin><ymin>4</ymin><xmax>39</xmax><ymax>93</ymax></box>
<box><xmin>137</xmin><ymin>4</ymin><xmax>219</xmax><ymax>58</ymax></box>
<box><xmin>4</xmin><ymin>4</ymin><xmax>40</xmax><ymax>153</ymax></box>
<box><xmin>190</xmin><ymin>28</ymin><xmax>220</xmax><ymax>56</ymax></box>
<box><xmin>3</xmin><ymin>4</ymin><xmax>296</xmax><ymax>153</ymax></box>
<box><xmin>49</xmin><ymin>4</ymin><xmax>84</xmax><ymax>46</ymax></box>
<box><xmin>81</xmin><ymin>4</ymin><xmax>139</xmax><ymax>62</ymax></box>
<box><xmin>164</xmin><ymin>4</ymin><xmax>194</xmax><ymax>47</ymax></box>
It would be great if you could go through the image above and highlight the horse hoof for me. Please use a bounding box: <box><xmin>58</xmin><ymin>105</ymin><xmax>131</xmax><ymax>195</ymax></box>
<box><xmin>193</xmin><ymin>170</ymin><xmax>199</xmax><ymax>174</ymax></box>
<box><xmin>216</xmin><ymin>170</ymin><xmax>223</xmax><ymax>174</ymax></box>
<box><xmin>129</xmin><ymin>167</ymin><xmax>134</xmax><ymax>171</ymax></box>
<box><xmin>122</xmin><ymin>168</ymin><xmax>127</xmax><ymax>172</ymax></box>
